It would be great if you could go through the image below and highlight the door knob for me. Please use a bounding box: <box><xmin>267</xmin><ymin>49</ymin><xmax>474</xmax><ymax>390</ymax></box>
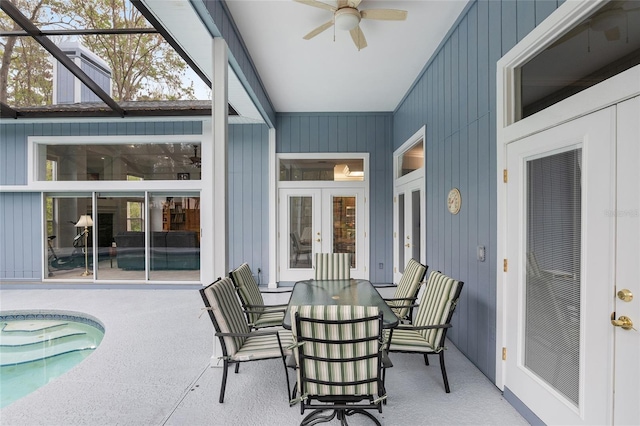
<box><xmin>316</xmin><ymin>238</ymin><xmax>321</xmax><ymax>242</ymax></box>
<box><xmin>405</xmin><ymin>243</ymin><xmax>410</xmax><ymax>248</ymax></box>
<box><xmin>617</xmin><ymin>289</ymin><xmax>633</xmax><ymax>302</ymax></box>
<box><xmin>611</xmin><ymin>314</ymin><xmax>635</xmax><ymax>331</ymax></box>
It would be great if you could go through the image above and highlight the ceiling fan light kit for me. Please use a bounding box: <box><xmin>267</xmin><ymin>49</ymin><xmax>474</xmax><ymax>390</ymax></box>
<box><xmin>295</xmin><ymin>0</ymin><xmax>407</xmax><ymax>50</ymax></box>
<box><xmin>334</xmin><ymin>8</ymin><xmax>360</xmax><ymax>30</ymax></box>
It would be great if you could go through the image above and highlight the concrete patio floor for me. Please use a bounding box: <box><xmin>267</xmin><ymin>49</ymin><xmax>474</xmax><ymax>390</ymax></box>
<box><xmin>0</xmin><ymin>287</ymin><xmax>527</xmax><ymax>425</ymax></box>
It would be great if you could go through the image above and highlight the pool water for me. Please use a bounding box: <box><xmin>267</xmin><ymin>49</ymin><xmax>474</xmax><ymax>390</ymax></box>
<box><xmin>0</xmin><ymin>312</ymin><xmax>104</xmax><ymax>409</ymax></box>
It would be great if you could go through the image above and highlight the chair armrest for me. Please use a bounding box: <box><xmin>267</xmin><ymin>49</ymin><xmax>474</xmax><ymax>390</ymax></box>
<box><xmin>244</xmin><ymin>303</ymin><xmax>288</xmax><ymax>310</ymax></box>
<box><xmin>383</xmin><ymin>297</ymin><xmax>417</xmax><ymax>302</ymax></box>
<box><xmin>395</xmin><ymin>323</ymin><xmax>452</xmax><ymax>331</ymax></box>
<box><xmin>244</xmin><ymin>308</ymin><xmax>286</xmax><ymax>314</ymax></box>
<box><xmin>215</xmin><ymin>329</ymin><xmax>285</xmax><ymax>338</ymax></box>
<box><xmin>260</xmin><ymin>288</ymin><xmax>293</xmax><ymax>294</ymax></box>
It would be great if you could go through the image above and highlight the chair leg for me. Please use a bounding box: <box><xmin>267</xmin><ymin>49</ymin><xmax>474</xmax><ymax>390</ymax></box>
<box><xmin>439</xmin><ymin>351</ymin><xmax>451</xmax><ymax>393</ymax></box>
<box><xmin>280</xmin><ymin>355</ymin><xmax>292</xmax><ymax>403</ymax></box>
<box><xmin>235</xmin><ymin>363</ymin><xmax>240</xmax><ymax>373</ymax></box>
<box><xmin>219</xmin><ymin>360</ymin><xmax>229</xmax><ymax>403</ymax></box>
<box><xmin>423</xmin><ymin>353</ymin><xmax>429</xmax><ymax>365</ymax></box>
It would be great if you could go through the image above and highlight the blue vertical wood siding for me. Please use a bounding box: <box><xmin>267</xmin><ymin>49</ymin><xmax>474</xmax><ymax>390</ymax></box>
<box><xmin>227</xmin><ymin>123</ymin><xmax>270</xmax><ymax>282</ymax></box>
<box><xmin>277</xmin><ymin>112</ymin><xmax>393</xmax><ymax>284</ymax></box>
<box><xmin>0</xmin><ymin>121</ymin><xmax>203</xmax><ymax>279</ymax></box>
<box><xmin>392</xmin><ymin>0</ymin><xmax>562</xmax><ymax>381</ymax></box>
<box><xmin>0</xmin><ymin>193</ymin><xmax>41</xmax><ymax>280</ymax></box>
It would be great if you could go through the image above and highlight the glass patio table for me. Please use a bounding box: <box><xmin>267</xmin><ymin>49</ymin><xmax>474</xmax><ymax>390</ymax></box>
<box><xmin>282</xmin><ymin>279</ymin><xmax>399</xmax><ymax>329</ymax></box>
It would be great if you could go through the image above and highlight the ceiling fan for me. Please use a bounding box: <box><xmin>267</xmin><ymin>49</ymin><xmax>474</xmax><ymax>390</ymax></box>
<box><xmin>294</xmin><ymin>0</ymin><xmax>408</xmax><ymax>50</ymax></box>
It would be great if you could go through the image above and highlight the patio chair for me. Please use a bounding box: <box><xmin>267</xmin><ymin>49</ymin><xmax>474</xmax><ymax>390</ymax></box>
<box><xmin>230</xmin><ymin>262</ymin><xmax>291</xmax><ymax>329</ymax></box>
<box><xmin>382</xmin><ymin>259</ymin><xmax>428</xmax><ymax>323</ymax></box>
<box><xmin>290</xmin><ymin>232</ymin><xmax>312</xmax><ymax>266</ymax></box>
<box><xmin>199</xmin><ymin>277</ymin><xmax>293</xmax><ymax>403</ymax></box>
<box><xmin>290</xmin><ymin>305</ymin><xmax>387</xmax><ymax>426</ymax></box>
<box><xmin>314</xmin><ymin>253</ymin><xmax>351</xmax><ymax>280</ymax></box>
<box><xmin>387</xmin><ymin>270</ymin><xmax>464</xmax><ymax>393</ymax></box>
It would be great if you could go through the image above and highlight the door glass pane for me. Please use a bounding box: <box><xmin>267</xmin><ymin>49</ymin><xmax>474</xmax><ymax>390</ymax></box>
<box><xmin>411</xmin><ymin>190</ymin><xmax>421</xmax><ymax>260</ymax></box>
<box><xmin>332</xmin><ymin>196</ymin><xmax>356</xmax><ymax>268</ymax></box>
<box><xmin>45</xmin><ymin>195</ymin><xmax>93</xmax><ymax>280</ymax></box>
<box><xmin>398</xmin><ymin>193</ymin><xmax>405</xmax><ymax>273</ymax></box>
<box><xmin>525</xmin><ymin>149</ymin><xmax>582</xmax><ymax>406</ymax></box>
<box><xmin>149</xmin><ymin>195</ymin><xmax>200</xmax><ymax>281</ymax></box>
<box><xmin>97</xmin><ymin>194</ymin><xmax>145</xmax><ymax>281</ymax></box>
<box><xmin>289</xmin><ymin>196</ymin><xmax>312</xmax><ymax>268</ymax></box>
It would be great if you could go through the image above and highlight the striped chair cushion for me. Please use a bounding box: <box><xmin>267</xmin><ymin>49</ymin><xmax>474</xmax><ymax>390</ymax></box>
<box><xmin>291</xmin><ymin>305</ymin><xmax>380</xmax><ymax>397</ymax></box>
<box><xmin>202</xmin><ymin>277</ymin><xmax>250</xmax><ymax>356</ymax></box>
<box><xmin>314</xmin><ymin>253</ymin><xmax>351</xmax><ymax>280</ymax></box>
<box><xmin>389</xmin><ymin>271</ymin><xmax>460</xmax><ymax>352</ymax></box>
<box><xmin>233</xmin><ymin>329</ymin><xmax>294</xmax><ymax>362</ymax></box>
<box><xmin>230</xmin><ymin>263</ymin><xmax>265</xmax><ymax>324</ymax></box>
<box><xmin>252</xmin><ymin>310</ymin><xmax>286</xmax><ymax>329</ymax></box>
<box><xmin>388</xmin><ymin>259</ymin><xmax>427</xmax><ymax>319</ymax></box>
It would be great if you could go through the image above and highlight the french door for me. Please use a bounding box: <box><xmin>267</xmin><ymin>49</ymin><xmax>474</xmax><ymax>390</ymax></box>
<box><xmin>505</xmin><ymin>98</ymin><xmax>640</xmax><ymax>424</ymax></box>
<box><xmin>278</xmin><ymin>187</ymin><xmax>366</xmax><ymax>282</ymax></box>
<box><xmin>393</xmin><ymin>180</ymin><xmax>424</xmax><ymax>283</ymax></box>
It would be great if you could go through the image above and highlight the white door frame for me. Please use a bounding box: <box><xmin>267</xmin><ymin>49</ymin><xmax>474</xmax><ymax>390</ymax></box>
<box><xmin>276</xmin><ymin>153</ymin><xmax>370</xmax><ymax>283</ymax></box>
<box><xmin>393</xmin><ymin>126</ymin><xmax>426</xmax><ymax>282</ymax></box>
<box><xmin>496</xmin><ymin>0</ymin><xmax>640</xmax><ymax>390</ymax></box>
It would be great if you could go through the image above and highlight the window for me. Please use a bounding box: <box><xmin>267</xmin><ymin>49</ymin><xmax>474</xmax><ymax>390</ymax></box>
<box><xmin>398</xmin><ymin>139</ymin><xmax>424</xmax><ymax>178</ymax></box>
<box><xmin>279</xmin><ymin>158</ymin><xmax>365</xmax><ymax>181</ymax></box>
<box><xmin>126</xmin><ymin>201</ymin><xmax>144</xmax><ymax>231</ymax></box>
<box><xmin>518</xmin><ymin>0</ymin><xmax>640</xmax><ymax>119</ymax></box>
<box><xmin>36</xmin><ymin>142</ymin><xmax>202</xmax><ymax>181</ymax></box>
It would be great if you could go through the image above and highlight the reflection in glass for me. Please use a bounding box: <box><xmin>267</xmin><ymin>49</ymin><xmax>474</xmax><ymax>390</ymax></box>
<box><xmin>37</xmin><ymin>142</ymin><xmax>201</xmax><ymax>181</ymax></box>
<box><xmin>525</xmin><ymin>149</ymin><xmax>582</xmax><ymax>405</ymax></box>
<box><xmin>280</xmin><ymin>159</ymin><xmax>364</xmax><ymax>181</ymax></box>
<box><xmin>149</xmin><ymin>195</ymin><xmax>200</xmax><ymax>281</ymax></box>
<box><xmin>96</xmin><ymin>194</ymin><xmax>145</xmax><ymax>281</ymax></box>
<box><xmin>399</xmin><ymin>140</ymin><xmax>424</xmax><ymax>177</ymax></box>
<box><xmin>411</xmin><ymin>190</ymin><xmax>421</xmax><ymax>260</ymax></box>
<box><xmin>289</xmin><ymin>196</ymin><xmax>312</xmax><ymax>268</ymax></box>
<box><xmin>45</xmin><ymin>194</ymin><xmax>93</xmax><ymax>279</ymax></box>
<box><xmin>332</xmin><ymin>196</ymin><xmax>356</xmax><ymax>268</ymax></box>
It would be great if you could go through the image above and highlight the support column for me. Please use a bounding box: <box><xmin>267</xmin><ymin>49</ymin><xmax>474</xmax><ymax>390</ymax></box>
<box><xmin>212</xmin><ymin>37</ymin><xmax>229</xmax><ymax>281</ymax></box>
<box><xmin>268</xmin><ymin>128</ymin><xmax>277</xmax><ymax>288</ymax></box>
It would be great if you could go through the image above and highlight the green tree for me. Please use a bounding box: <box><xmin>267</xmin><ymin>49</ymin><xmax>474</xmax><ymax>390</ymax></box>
<box><xmin>0</xmin><ymin>0</ymin><xmax>57</xmax><ymax>106</ymax></box>
<box><xmin>0</xmin><ymin>0</ymin><xmax>195</xmax><ymax>105</ymax></box>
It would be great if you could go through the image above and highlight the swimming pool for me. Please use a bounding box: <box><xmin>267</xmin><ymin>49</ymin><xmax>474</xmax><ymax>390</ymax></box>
<box><xmin>0</xmin><ymin>310</ymin><xmax>104</xmax><ymax>409</ymax></box>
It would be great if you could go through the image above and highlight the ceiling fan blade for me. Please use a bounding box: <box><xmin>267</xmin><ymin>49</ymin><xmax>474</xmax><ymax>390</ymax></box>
<box><xmin>293</xmin><ymin>0</ymin><xmax>335</xmax><ymax>12</ymax></box>
<box><xmin>350</xmin><ymin>25</ymin><xmax>367</xmax><ymax>50</ymax></box>
<box><xmin>303</xmin><ymin>20</ymin><xmax>334</xmax><ymax>40</ymax></box>
<box><xmin>360</xmin><ymin>9</ymin><xmax>407</xmax><ymax>21</ymax></box>
<box><xmin>337</xmin><ymin>1</ymin><xmax>363</xmax><ymax>10</ymax></box>
<box><xmin>604</xmin><ymin>26</ymin><xmax>620</xmax><ymax>41</ymax></box>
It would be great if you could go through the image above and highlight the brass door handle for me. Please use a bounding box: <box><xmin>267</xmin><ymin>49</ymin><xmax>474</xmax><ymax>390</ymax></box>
<box><xmin>611</xmin><ymin>314</ymin><xmax>635</xmax><ymax>331</ymax></box>
<box><xmin>405</xmin><ymin>243</ymin><xmax>410</xmax><ymax>248</ymax></box>
<box><xmin>316</xmin><ymin>239</ymin><xmax>321</xmax><ymax>242</ymax></box>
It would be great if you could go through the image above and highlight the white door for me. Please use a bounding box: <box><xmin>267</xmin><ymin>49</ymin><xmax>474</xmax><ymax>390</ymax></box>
<box><xmin>279</xmin><ymin>188</ymin><xmax>366</xmax><ymax>282</ymax></box>
<box><xmin>505</xmin><ymin>107</ymin><xmax>616</xmax><ymax>424</ymax></box>
<box><xmin>613</xmin><ymin>96</ymin><xmax>640</xmax><ymax>425</ymax></box>
<box><xmin>393</xmin><ymin>180</ymin><xmax>424</xmax><ymax>283</ymax></box>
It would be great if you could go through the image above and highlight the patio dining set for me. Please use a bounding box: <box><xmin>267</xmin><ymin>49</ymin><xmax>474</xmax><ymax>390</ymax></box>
<box><xmin>199</xmin><ymin>254</ymin><xmax>463</xmax><ymax>426</ymax></box>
